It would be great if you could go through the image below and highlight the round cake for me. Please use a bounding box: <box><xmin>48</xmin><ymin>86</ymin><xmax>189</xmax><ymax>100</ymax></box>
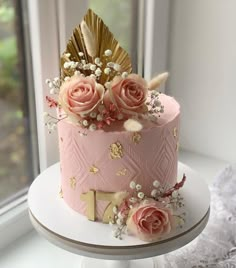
<box><xmin>58</xmin><ymin>93</ymin><xmax>180</xmax><ymax>221</ymax></box>
<box><xmin>45</xmin><ymin>9</ymin><xmax>186</xmax><ymax>242</ymax></box>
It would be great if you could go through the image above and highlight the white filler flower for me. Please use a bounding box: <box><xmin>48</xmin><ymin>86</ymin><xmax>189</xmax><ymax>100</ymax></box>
<box><xmin>123</xmin><ymin>119</ymin><xmax>143</xmax><ymax>132</ymax></box>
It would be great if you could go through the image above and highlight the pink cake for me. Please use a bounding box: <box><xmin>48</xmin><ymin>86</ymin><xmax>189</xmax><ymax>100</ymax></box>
<box><xmin>58</xmin><ymin>93</ymin><xmax>180</xmax><ymax>221</ymax></box>
<box><xmin>45</xmin><ymin>9</ymin><xmax>186</xmax><ymax>242</ymax></box>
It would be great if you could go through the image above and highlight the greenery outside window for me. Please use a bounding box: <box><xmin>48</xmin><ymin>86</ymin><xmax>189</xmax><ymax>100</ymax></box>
<box><xmin>0</xmin><ymin>0</ymin><xmax>38</xmax><ymax>209</ymax></box>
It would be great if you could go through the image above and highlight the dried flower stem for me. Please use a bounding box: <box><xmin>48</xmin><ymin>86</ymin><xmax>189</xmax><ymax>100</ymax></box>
<box><xmin>81</xmin><ymin>20</ymin><xmax>97</xmax><ymax>57</ymax></box>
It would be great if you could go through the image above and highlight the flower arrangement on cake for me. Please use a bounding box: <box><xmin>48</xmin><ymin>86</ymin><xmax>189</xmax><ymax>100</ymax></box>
<box><xmin>44</xmin><ymin>9</ymin><xmax>186</xmax><ymax>242</ymax></box>
<box><xmin>44</xmin><ymin>9</ymin><xmax>167</xmax><ymax>134</ymax></box>
<box><xmin>110</xmin><ymin>176</ymin><xmax>186</xmax><ymax>241</ymax></box>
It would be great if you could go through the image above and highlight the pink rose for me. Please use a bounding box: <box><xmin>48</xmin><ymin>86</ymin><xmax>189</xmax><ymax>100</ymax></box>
<box><xmin>59</xmin><ymin>75</ymin><xmax>104</xmax><ymax>119</ymax></box>
<box><xmin>104</xmin><ymin>74</ymin><xmax>148</xmax><ymax>116</ymax></box>
<box><xmin>127</xmin><ymin>201</ymin><xmax>173</xmax><ymax>242</ymax></box>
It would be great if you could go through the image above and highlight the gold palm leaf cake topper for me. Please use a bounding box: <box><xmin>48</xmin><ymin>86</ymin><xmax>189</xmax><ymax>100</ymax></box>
<box><xmin>61</xmin><ymin>9</ymin><xmax>132</xmax><ymax>84</ymax></box>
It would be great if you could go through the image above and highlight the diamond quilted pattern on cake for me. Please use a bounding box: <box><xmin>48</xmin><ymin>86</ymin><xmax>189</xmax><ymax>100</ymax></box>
<box><xmin>149</xmin><ymin>124</ymin><xmax>178</xmax><ymax>189</ymax></box>
<box><xmin>58</xmin><ymin>94</ymin><xmax>180</xmax><ymax>220</ymax></box>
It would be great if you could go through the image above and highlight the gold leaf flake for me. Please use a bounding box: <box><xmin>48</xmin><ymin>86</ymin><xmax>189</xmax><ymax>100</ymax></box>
<box><xmin>69</xmin><ymin>176</ymin><xmax>76</xmax><ymax>189</ymax></box>
<box><xmin>173</xmin><ymin>127</ymin><xmax>177</xmax><ymax>138</ymax></box>
<box><xmin>132</xmin><ymin>132</ymin><xmax>142</xmax><ymax>144</ymax></box>
<box><xmin>116</xmin><ymin>168</ymin><xmax>127</xmax><ymax>176</ymax></box>
<box><xmin>59</xmin><ymin>188</ymin><xmax>63</xmax><ymax>198</ymax></box>
<box><xmin>109</xmin><ymin>142</ymin><xmax>123</xmax><ymax>159</ymax></box>
<box><xmin>89</xmin><ymin>165</ymin><xmax>99</xmax><ymax>174</ymax></box>
<box><xmin>61</xmin><ymin>9</ymin><xmax>132</xmax><ymax>82</ymax></box>
<box><xmin>60</xmin><ymin>137</ymin><xmax>63</xmax><ymax>142</ymax></box>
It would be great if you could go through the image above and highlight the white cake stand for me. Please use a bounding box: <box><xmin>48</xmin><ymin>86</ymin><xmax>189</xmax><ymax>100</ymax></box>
<box><xmin>28</xmin><ymin>162</ymin><xmax>210</xmax><ymax>268</ymax></box>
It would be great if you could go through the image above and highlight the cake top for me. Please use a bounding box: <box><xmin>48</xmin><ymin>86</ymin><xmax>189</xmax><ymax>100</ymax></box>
<box><xmin>87</xmin><ymin>94</ymin><xmax>179</xmax><ymax>133</ymax></box>
<box><xmin>45</xmin><ymin>9</ymin><xmax>171</xmax><ymax>134</ymax></box>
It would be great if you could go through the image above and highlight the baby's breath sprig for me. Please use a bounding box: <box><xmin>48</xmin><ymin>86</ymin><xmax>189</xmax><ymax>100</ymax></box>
<box><xmin>62</xmin><ymin>49</ymin><xmax>125</xmax><ymax>85</ymax></box>
<box><xmin>128</xmin><ymin>181</ymin><xmax>145</xmax><ymax>207</ymax></box>
<box><xmin>44</xmin><ymin>113</ymin><xmax>68</xmax><ymax>133</ymax></box>
<box><xmin>110</xmin><ymin>205</ymin><xmax>128</xmax><ymax>239</ymax></box>
<box><xmin>146</xmin><ymin>91</ymin><xmax>164</xmax><ymax>121</ymax></box>
<box><xmin>111</xmin><ymin>224</ymin><xmax>127</xmax><ymax>240</ymax></box>
<box><xmin>174</xmin><ymin>213</ymin><xmax>186</xmax><ymax>228</ymax></box>
<box><xmin>45</xmin><ymin>77</ymin><xmax>61</xmax><ymax>95</ymax></box>
<box><xmin>169</xmin><ymin>191</ymin><xmax>185</xmax><ymax>210</ymax></box>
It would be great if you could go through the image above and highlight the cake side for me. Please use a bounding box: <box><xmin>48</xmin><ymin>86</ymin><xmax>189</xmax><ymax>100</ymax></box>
<box><xmin>59</xmin><ymin>94</ymin><xmax>180</xmax><ymax>221</ymax></box>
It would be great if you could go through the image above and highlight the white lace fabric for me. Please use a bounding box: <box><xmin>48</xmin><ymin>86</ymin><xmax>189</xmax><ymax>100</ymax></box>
<box><xmin>162</xmin><ymin>165</ymin><xmax>236</xmax><ymax>267</ymax></box>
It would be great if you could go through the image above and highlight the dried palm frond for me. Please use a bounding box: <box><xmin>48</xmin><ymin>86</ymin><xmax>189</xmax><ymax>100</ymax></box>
<box><xmin>61</xmin><ymin>9</ymin><xmax>132</xmax><ymax>84</ymax></box>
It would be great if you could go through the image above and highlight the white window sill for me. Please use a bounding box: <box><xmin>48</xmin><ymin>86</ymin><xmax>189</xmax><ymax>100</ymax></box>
<box><xmin>0</xmin><ymin>150</ymin><xmax>229</xmax><ymax>267</ymax></box>
<box><xmin>178</xmin><ymin>149</ymin><xmax>229</xmax><ymax>184</ymax></box>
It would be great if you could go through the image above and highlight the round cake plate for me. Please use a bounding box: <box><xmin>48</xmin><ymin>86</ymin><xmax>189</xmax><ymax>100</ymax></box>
<box><xmin>28</xmin><ymin>162</ymin><xmax>210</xmax><ymax>268</ymax></box>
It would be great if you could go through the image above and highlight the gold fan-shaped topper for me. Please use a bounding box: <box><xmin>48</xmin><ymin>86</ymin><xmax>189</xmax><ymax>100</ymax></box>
<box><xmin>61</xmin><ymin>9</ymin><xmax>132</xmax><ymax>85</ymax></box>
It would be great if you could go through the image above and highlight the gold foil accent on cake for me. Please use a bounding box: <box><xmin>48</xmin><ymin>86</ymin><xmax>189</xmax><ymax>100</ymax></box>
<box><xmin>60</xmin><ymin>137</ymin><xmax>63</xmax><ymax>142</ymax></box>
<box><xmin>89</xmin><ymin>165</ymin><xmax>99</xmax><ymax>174</ymax></box>
<box><xmin>173</xmin><ymin>128</ymin><xmax>177</xmax><ymax>138</ymax></box>
<box><xmin>69</xmin><ymin>176</ymin><xmax>76</xmax><ymax>189</ymax></box>
<box><xmin>59</xmin><ymin>188</ymin><xmax>63</xmax><ymax>198</ymax></box>
<box><xmin>109</xmin><ymin>142</ymin><xmax>123</xmax><ymax>159</ymax></box>
<box><xmin>132</xmin><ymin>132</ymin><xmax>142</xmax><ymax>144</ymax></box>
<box><xmin>80</xmin><ymin>190</ymin><xmax>96</xmax><ymax>221</ymax></box>
<box><xmin>116</xmin><ymin>168</ymin><xmax>127</xmax><ymax>176</ymax></box>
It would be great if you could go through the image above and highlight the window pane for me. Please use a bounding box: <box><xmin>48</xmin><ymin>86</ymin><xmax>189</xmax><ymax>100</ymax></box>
<box><xmin>88</xmin><ymin>0</ymin><xmax>138</xmax><ymax>71</ymax></box>
<box><xmin>0</xmin><ymin>0</ymin><xmax>37</xmax><ymax>206</ymax></box>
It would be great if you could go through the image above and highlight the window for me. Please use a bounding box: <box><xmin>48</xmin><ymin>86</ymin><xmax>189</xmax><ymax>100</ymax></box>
<box><xmin>0</xmin><ymin>0</ymin><xmax>38</xmax><ymax>208</ymax></box>
<box><xmin>88</xmin><ymin>0</ymin><xmax>139</xmax><ymax>73</ymax></box>
<box><xmin>0</xmin><ymin>0</ymin><xmax>147</xmax><ymax>248</ymax></box>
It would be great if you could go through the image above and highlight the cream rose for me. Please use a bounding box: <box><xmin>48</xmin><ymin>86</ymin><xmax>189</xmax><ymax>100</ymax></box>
<box><xmin>104</xmin><ymin>74</ymin><xmax>148</xmax><ymax>115</ymax></box>
<box><xmin>127</xmin><ymin>201</ymin><xmax>173</xmax><ymax>242</ymax></box>
<box><xmin>59</xmin><ymin>75</ymin><xmax>104</xmax><ymax>119</ymax></box>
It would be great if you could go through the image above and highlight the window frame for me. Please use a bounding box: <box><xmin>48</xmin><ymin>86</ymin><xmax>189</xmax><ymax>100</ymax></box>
<box><xmin>0</xmin><ymin>0</ymin><xmax>62</xmax><ymax>249</ymax></box>
<box><xmin>0</xmin><ymin>0</ymin><xmax>169</xmax><ymax>250</ymax></box>
<box><xmin>144</xmin><ymin>0</ymin><xmax>170</xmax><ymax>86</ymax></box>
<box><xmin>0</xmin><ymin>0</ymin><xmax>40</xmax><ymax>210</ymax></box>
<box><xmin>0</xmin><ymin>0</ymin><xmax>89</xmax><ymax>249</ymax></box>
